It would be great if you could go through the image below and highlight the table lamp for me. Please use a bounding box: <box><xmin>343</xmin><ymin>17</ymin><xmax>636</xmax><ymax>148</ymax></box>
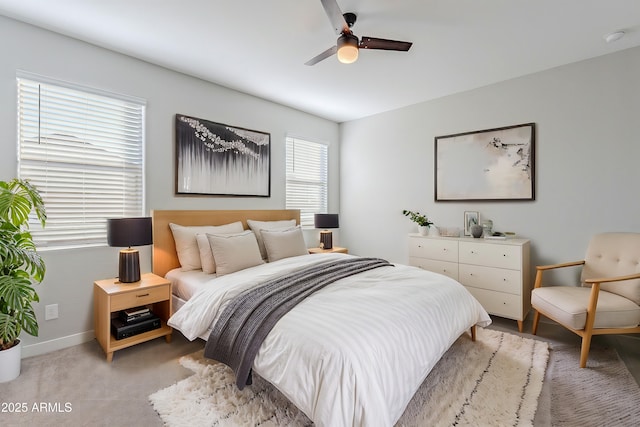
<box><xmin>314</xmin><ymin>214</ymin><xmax>339</xmax><ymax>250</ymax></box>
<box><xmin>107</xmin><ymin>217</ymin><xmax>153</xmax><ymax>283</ymax></box>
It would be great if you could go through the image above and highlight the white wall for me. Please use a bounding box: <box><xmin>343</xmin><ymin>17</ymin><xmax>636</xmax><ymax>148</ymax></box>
<box><xmin>340</xmin><ymin>46</ymin><xmax>640</xmax><ymax>277</ymax></box>
<box><xmin>0</xmin><ymin>16</ymin><xmax>339</xmax><ymax>356</ymax></box>
<box><xmin>4</xmin><ymin>14</ymin><xmax>639</xmax><ymax>357</ymax></box>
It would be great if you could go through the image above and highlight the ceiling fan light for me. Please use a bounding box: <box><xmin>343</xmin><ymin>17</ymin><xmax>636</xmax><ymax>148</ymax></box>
<box><xmin>337</xmin><ymin>34</ymin><xmax>359</xmax><ymax>64</ymax></box>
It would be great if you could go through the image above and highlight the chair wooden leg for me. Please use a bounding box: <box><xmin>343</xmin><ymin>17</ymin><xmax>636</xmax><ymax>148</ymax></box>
<box><xmin>531</xmin><ymin>269</ymin><xmax>544</xmax><ymax>336</ymax></box>
<box><xmin>470</xmin><ymin>325</ymin><xmax>476</xmax><ymax>342</ymax></box>
<box><xmin>532</xmin><ymin>310</ymin><xmax>540</xmax><ymax>335</ymax></box>
<box><xmin>580</xmin><ymin>282</ymin><xmax>600</xmax><ymax>368</ymax></box>
<box><xmin>580</xmin><ymin>333</ymin><xmax>592</xmax><ymax>368</ymax></box>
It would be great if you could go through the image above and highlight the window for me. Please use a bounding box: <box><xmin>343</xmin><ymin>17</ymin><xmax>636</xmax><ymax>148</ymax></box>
<box><xmin>17</xmin><ymin>73</ymin><xmax>146</xmax><ymax>249</ymax></box>
<box><xmin>285</xmin><ymin>136</ymin><xmax>328</xmax><ymax>227</ymax></box>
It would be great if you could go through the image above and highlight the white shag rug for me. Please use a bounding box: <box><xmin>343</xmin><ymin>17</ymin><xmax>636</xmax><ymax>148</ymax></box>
<box><xmin>149</xmin><ymin>328</ymin><xmax>549</xmax><ymax>426</ymax></box>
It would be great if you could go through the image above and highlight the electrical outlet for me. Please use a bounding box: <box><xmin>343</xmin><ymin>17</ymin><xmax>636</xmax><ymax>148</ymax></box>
<box><xmin>45</xmin><ymin>304</ymin><xmax>58</xmax><ymax>320</ymax></box>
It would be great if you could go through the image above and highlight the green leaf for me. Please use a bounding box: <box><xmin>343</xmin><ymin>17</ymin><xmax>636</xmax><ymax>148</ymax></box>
<box><xmin>0</xmin><ymin>178</ymin><xmax>46</xmax><ymax>341</ymax></box>
<box><xmin>0</xmin><ymin>312</ymin><xmax>21</xmax><ymax>348</ymax></box>
<box><xmin>0</xmin><ymin>179</ymin><xmax>46</xmax><ymax>227</ymax></box>
<box><xmin>16</xmin><ymin>304</ymin><xmax>38</xmax><ymax>337</ymax></box>
<box><xmin>0</xmin><ymin>274</ymin><xmax>38</xmax><ymax>312</ymax></box>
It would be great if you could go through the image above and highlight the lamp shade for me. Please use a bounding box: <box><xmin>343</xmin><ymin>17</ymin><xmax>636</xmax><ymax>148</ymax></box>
<box><xmin>314</xmin><ymin>214</ymin><xmax>339</xmax><ymax>250</ymax></box>
<box><xmin>107</xmin><ymin>217</ymin><xmax>152</xmax><ymax>283</ymax></box>
<box><xmin>107</xmin><ymin>217</ymin><xmax>153</xmax><ymax>248</ymax></box>
<box><xmin>314</xmin><ymin>214</ymin><xmax>339</xmax><ymax>229</ymax></box>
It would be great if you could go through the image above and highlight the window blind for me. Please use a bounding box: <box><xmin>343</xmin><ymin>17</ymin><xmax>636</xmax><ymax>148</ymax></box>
<box><xmin>285</xmin><ymin>136</ymin><xmax>328</xmax><ymax>227</ymax></box>
<box><xmin>17</xmin><ymin>75</ymin><xmax>146</xmax><ymax>249</ymax></box>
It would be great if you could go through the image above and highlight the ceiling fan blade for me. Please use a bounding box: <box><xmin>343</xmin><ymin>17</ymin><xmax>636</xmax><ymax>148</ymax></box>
<box><xmin>320</xmin><ymin>0</ymin><xmax>350</xmax><ymax>34</ymax></box>
<box><xmin>305</xmin><ymin>45</ymin><xmax>338</xmax><ymax>66</ymax></box>
<box><xmin>360</xmin><ymin>37</ymin><xmax>413</xmax><ymax>51</ymax></box>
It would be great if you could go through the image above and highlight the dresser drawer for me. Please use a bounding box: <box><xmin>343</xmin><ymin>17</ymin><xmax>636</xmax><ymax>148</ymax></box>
<box><xmin>459</xmin><ymin>241</ymin><xmax>522</xmax><ymax>270</ymax></box>
<box><xmin>409</xmin><ymin>258</ymin><xmax>459</xmax><ymax>280</ymax></box>
<box><xmin>459</xmin><ymin>264</ymin><xmax>521</xmax><ymax>295</ymax></box>
<box><xmin>408</xmin><ymin>237</ymin><xmax>458</xmax><ymax>262</ymax></box>
<box><xmin>110</xmin><ymin>285</ymin><xmax>170</xmax><ymax>311</ymax></box>
<box><xmin>464</xmin><ymin>286</ymin><xmax>522</xmax><ymax>320</ymax></box>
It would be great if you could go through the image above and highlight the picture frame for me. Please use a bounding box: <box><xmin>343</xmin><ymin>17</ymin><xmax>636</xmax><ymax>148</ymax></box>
<box><xmin>464</xmin><ymin>211</ymin><xmax>480</xmax><ymax>236</ymax></box>
<box><xmin>435</xmin><ymin>123</ymin><xmax>535</xmax><ymax>201</ymax></box>
<box><xmin>175</xmin><ymin>114</ymin><xmax>271</xmax><ymax>197</ymax></box>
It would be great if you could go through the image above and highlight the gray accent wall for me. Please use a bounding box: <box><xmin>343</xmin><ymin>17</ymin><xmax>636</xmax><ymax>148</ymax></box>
<box><xmin>340</xmin><ymin>46</ymin><xmax>640</xmax><ymax>277</ymax></box>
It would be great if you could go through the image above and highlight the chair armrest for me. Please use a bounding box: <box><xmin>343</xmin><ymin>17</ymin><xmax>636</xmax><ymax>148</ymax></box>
<box><xmin>584</xmin><ymin>272</ymin><xmax>640</xmax><ymax>285</ymax></box>
<box><xmin>536</xmin><ymin>260</ymin><xmax>585</xmax><ymax>271</ymax></box>
<box><xmin>534</xmin><ymin>260</ymin><xmax>586</xmax><ymax>289</ymax></box>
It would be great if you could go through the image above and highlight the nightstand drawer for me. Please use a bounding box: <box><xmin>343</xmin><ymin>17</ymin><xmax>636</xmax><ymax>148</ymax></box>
<box><xmin>110</xmin><ymin>285</ymin><xmax>170</xmax><ymax>311</ymax></box>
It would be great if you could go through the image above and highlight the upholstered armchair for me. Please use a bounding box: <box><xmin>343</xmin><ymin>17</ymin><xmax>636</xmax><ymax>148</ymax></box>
<box><xmin>531</xmin><ymin>233</ymin><xmax>640</xmax><ymax>367</ymax></box>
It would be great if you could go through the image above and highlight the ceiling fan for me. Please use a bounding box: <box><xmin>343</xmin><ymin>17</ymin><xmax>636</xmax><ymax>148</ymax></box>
<box><xmin>305</xmin><ymin>0</ymin><xmax>413</xmax><ymax>66</ymax></box>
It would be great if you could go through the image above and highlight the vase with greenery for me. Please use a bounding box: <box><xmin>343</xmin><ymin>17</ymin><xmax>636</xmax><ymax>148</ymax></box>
<box><xmin>0</xmin><ymin>178</ymin><xmax>46</xmax><ymax>353</ymax></box>
<box><xmin>403</xmin><ymin>209</ymin><xmax>433</xmax><ymax>235</ymax></box>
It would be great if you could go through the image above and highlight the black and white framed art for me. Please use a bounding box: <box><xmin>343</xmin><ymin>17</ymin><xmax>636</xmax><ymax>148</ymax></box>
<box><xmin>175</xmin><ymin>114</ymin><xmax>270</xmax><ymax>197</ymax></box>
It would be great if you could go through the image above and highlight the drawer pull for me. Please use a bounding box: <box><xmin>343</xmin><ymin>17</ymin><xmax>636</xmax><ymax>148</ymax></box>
<box><xmin>137</xmin><ymin>293</ymin><xmax>150</xmax><ymax>298</ymax></box>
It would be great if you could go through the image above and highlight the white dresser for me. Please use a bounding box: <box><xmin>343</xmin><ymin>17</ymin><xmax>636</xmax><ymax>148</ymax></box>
<box><xmin>408</xmin><ymin>234</ymin><xmax>531</xmax><ymax>332</ymax></box>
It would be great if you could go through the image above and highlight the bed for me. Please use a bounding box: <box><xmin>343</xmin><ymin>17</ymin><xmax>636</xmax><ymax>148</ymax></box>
<box><xmin>151</xmin><ymin>209</ymin><xmax>491</xmax><ymax>427</ymax></box>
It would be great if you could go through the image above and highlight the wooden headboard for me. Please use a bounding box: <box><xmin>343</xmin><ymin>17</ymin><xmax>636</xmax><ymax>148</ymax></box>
<box><xmin>151</xmin><ymin>209</ymin><xmax>300</xmax><ymax>277</ymax></box>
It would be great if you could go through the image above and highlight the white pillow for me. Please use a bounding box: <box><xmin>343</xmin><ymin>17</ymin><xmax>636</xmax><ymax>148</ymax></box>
<box><xmin>261</xmin><ymin>226</ymin><xmax>309</xmax><ymax>262</ymax></box>
<box><xmin>206</xmin><ymin>230</ymin><xmax>264</xmax><ymax>276</ymax></box>
<box><xmin>169</xmin><ymin>221</ymin><xmax>244</xmax><ymax>271</ymax></box>
<box><xmin>247</xmin><ymin>219</ymin><xmax>297</xmax><ymax>259</ymax></box>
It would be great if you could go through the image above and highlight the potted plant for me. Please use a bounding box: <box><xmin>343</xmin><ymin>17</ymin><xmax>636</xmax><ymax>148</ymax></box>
<box><xmin>402</xmin><ymin>210</ymin><xmax>433</xmax><ymax>236</ymax></box>
<box><xmin>0</xmin><ymin>178</ymin><xmax>46</xmax><ymax>382</ymax></box>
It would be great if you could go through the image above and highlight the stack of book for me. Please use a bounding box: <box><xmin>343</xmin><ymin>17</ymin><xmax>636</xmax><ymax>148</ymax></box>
<box><xmin>119</xmin><ymin>306</ymin><xmax>153</xmax><ymax>323</ymax></box>
<box><xmin>111</xmin><ymin>306</ymin><xmax>161</xmax><ymax>340</ymax></box>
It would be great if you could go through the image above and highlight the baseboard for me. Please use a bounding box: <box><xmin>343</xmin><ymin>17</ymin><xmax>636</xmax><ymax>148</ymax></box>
<box><xmin>22</xmin><ymin>330</ymin><xmax>95</xmax><ymax>358</ymax></box>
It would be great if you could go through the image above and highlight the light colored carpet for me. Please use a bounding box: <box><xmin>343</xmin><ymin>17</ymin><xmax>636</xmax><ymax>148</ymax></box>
<box><xmin>549</xmin><ymin>345</ymin><xmax>640</xmax><ymax>426</ymax></box>
<box><xmin>1</xmin><ymin>322</ymin><xmax>637</xmax><ymax>426</ymax></box>
<box><xmin>149</xmin><ymin>328</ymin><xmax>549</xmax><ymax>426</ymax></box>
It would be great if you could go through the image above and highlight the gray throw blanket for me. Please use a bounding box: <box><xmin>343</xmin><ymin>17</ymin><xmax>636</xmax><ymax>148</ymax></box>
<box><xmin>204</xmin><ymin>257</ymin><xmax>393</xmax><ymax>389</ymax></box>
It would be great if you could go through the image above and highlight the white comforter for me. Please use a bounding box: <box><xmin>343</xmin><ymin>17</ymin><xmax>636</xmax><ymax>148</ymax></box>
<box><xmin>168</xmin><ymin>253</ymin><xmax>491</xmax><ymax>427</ymax></box>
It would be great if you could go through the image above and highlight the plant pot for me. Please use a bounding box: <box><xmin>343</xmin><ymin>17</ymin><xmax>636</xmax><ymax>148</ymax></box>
<box><xmin>0</xmin><ymin>340</ymin><xmax>21</xmax><ymax>383</ymax></box>
<box><xmin>418</xmin><ymin>226</ymin><xmax>429</xmax><ymax>236</ymax></box>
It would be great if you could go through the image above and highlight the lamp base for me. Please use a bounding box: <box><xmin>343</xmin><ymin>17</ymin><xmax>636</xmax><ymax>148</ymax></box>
<box><xmin>119</xmin><ymin>248</ymin><xmax>141</xmax><ymax>283</ymax></box>
<box><xmin>319</xmin><ymin>230</ymin><xmax>333</xmax><ymax>250</ymax></box>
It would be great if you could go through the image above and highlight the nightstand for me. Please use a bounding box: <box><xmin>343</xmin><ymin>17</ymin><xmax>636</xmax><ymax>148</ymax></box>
<box><xmin>94</xmin><ymin>272</ymin><xmax>172</xmax><ymax>362</ymax></box>
<box><xmin>308</xmin><ymin>246</ymin><xmax>348</xmax><ymax>254</ymax></box>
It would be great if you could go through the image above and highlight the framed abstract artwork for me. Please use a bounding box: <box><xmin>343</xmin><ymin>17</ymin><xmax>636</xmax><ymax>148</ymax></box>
<box><xmin>435</xmin><ymin>123</ymin><xmax>535</xmax><ymax>201</ymax></box>
<box><xmin>175</xmin><ymin>114</ymin><xmax>270</xmax><ymax>196</ymax></box>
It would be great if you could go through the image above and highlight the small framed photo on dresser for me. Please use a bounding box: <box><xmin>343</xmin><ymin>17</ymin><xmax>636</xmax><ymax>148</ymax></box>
<box><xmin>464</xmin><ymin>211</ymin><xmax>479</xmax><ymax>236</ymax></box>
